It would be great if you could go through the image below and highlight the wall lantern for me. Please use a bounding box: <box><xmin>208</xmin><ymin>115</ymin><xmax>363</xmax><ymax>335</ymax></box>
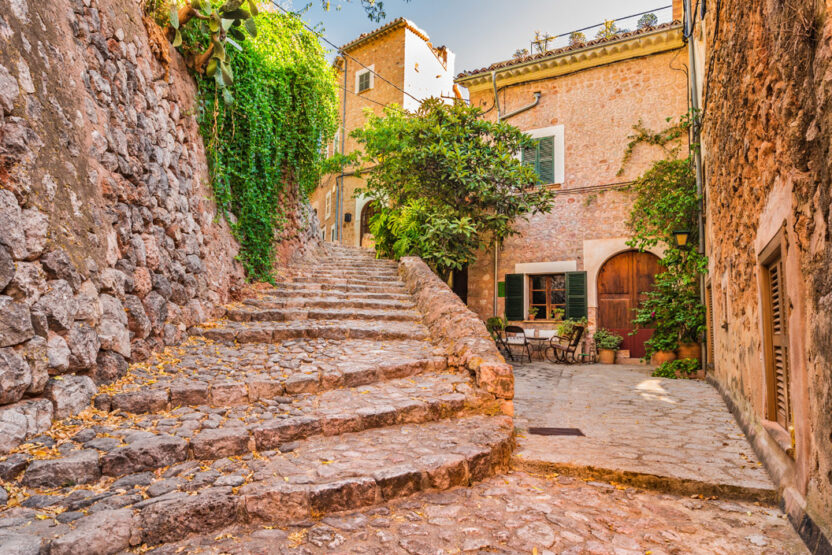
<box><xmin>673</xmin><ymin>230</ymin><xmax>691</xmax><ymax>248</ymax></box>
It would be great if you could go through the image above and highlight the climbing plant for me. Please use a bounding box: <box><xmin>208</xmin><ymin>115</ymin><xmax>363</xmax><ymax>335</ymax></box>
<box><xmin>620</xmin><ymin>112</ymin><xmax>707</xmax><ymax>358</ymax></box>
<box><xmin>173</xmin><ymin>4</ymin><xmax>338</xmax><ymax>280</ymax></box>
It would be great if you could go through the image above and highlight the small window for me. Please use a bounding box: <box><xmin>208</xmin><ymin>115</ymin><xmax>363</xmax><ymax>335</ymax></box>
<box><xmin>329</xmin><ymin>224</ymin><xmax>336</xmax><ymax>242</ymax></box>
<box><xmin>325</xmin><ymin>191</ymin><xmax>332</xmax><ymax>219</ymax></box>
<box><xmin>356</xmin><ymin>66</ymin><xmax>374</xmax><ymax>93</ymax></box>
<box><xmin>332</xmin><ymin>129</ymin><xmax>341</xmax><ymax>156</ymax></box>
<box><xmin>760</xmin><ymin>230</ymin><xmax>791</xmax><ymax>431</ymax></box>
<box><xmin>529</xmin><ymin>274</ymin><xmax>566</xmax><ymax>320</ymax></box>
<box><xmin>522</xmin><ymin>136</ymin><xmax>556</xmax><ymax>185</ymax></box>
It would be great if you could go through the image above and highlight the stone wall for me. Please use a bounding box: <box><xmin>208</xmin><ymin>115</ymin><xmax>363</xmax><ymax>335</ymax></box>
<box><xmin>701</xmin><ymin>0</ymin><xmax>832</xmax><ymax>547</ymax></box>
<box><xmin>0</xmin><ymin>0</ymin><xmax>248</xmax><ymax>453</ymax></box>
<box><xmin>397</xmin><ymin>256</ymin><xmax>514</xmax><ymax>410</ymax></box>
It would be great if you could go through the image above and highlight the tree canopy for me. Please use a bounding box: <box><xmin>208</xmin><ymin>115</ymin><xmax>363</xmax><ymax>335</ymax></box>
<box><xmin>351</xmin><ymin>99</ymin><xmax>555</xmax><ymax>279</ymax></box>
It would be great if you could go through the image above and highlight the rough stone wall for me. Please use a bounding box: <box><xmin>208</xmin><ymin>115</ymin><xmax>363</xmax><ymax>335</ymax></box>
<box><xmin>701</xmin><ymin>0</ymin><xmax>832</xmax><ymax>543</ymax></box>
<box><xmin>0</xmin><ymin>0</ymin><xmax>246</xmax><ymax>453</ymax></box>
<box><xmin>398</xmin><ymin>256</ymin><xmax>514</xmax><ymax>410</ymax></box>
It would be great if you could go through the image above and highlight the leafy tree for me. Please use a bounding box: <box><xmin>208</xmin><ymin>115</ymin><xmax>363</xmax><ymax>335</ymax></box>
<box><xmin>596</xmin><ymin>20</ymin><xmax>621</xmax><ymax>39</ymax></box>
<box><xmin>637</xmin><ymin>13</ymin><xmax>659</xmax><ymax>29</ymax></box>
<box><xmin>320</xmin><ymin>0</ymin><xmax>407</xmax><ymax>22</ymax></box>
<box><xmin>621</xmin><ymin>112</ymin><xmax>707</xmax><ymax>357</ymax></box>
<box><xmin>351</xmin><ymin>99</ymin><xmax>555</xmax><ymax>279</ymax></box>
<box><xmin>568</xmin><ymin>31</ymin><xmax>587</xmax><ymax>46</ymax></box>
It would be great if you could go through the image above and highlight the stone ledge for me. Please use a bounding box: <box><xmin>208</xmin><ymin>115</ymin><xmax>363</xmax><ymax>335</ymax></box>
<box><xmin>397</xmin><ymin>257</ymin><xmax>514</xmax><ymax>401</ymax></box>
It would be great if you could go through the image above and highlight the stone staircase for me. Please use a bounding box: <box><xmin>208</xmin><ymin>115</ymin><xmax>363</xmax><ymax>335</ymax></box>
<box><xmin>0</xmin><ymin>245</ymin><xmax>513</xmax><ymax>554</ymax></box>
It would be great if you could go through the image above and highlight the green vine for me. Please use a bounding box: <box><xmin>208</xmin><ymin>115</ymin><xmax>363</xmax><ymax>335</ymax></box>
<box><xmin>179</xmin><ymin>6</ymin><xmax>337</xmax><ymax>281</ymax></box>
<box><xmin>617</xmin><ymin>116</ymin><xmax>687</xmax><ymax>176</ymax></box>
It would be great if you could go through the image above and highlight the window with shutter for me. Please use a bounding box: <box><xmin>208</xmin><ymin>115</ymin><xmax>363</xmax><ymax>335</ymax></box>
<box><xmin>564</xmin><ymin>271</ymin><xmax>587</xmax><ymax>320</ymax></box>
<box><xmin>766</xmin><ymin>256</ymin><xmax>791</xmax><ymax>428</ymax></box>
<box><xmin>505</xmin><ymin>274</ymin><xmax>525</xmax><ymax>321</ymax></box>
<box><xmin>706</xmin><ymin>283</ymin><xmax>715</xmax><ymax>368</ymax></box>
<box><xmin>521</xmin><ymin>136</ymin><xmax>556</xmax><ymax>185</ymax></box>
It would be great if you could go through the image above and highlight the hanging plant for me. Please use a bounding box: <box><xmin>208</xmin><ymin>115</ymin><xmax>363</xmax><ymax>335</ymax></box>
<box><xmin>167</xmin><ymin>0</ymin><xmax>260</xmax><ymax>104</ymax></box>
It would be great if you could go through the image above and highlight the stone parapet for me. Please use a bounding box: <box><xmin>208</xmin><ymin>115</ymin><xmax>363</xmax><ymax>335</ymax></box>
<box><xmin>398</xmin><ymin>257</ymin><xmax>513</xmax><ymax>401</ymax></box>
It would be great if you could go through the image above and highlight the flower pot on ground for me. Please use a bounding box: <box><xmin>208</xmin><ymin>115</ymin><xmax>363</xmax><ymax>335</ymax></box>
<box><xmin>593</xmin><ymin>328</ymin><xmax>623</xmax><ymax>365</ymax></box>
<box><xmin>677</xmin><ymin>342</ymin><xmax>701</xmax><ymax>362</ymax></box>
<box><xmin>652</xmin><ymin>350</ymin><xmax>677</xmax><ymax>365</ymax></box>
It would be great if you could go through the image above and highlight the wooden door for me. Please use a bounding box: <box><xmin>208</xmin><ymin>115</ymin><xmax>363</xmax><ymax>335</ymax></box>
<box><xmin>597</xmin><ymin>251</ymin><xmax>661</xmax><ymax>358</ymax></box>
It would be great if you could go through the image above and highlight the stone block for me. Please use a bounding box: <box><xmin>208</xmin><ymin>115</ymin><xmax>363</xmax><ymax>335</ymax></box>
<box><xmin>19</xmin><ymin>336</ymin><xmax>47</xmax><ymax>394</ymax></box>
<box><xmin>22</xmin><ymin>449</ymin><xmax>100</xmax><ymax>488</ymax></box>
<box><xmin>170</xmin><ymin>382</ymin><xmax>210</xmax><ymax>406</ymax></box>
<box><xmin>0</xmin><ymin>398</ymin><xmax>52</xmax><ymax>454</ymax></box>
<box><xmin>308</xmin><ymin>477</ymin><xmax>378</xmax><ymax>514</ymax></box>
<box><xmin>111</xmin><ymin>389</ymin><xmax>168</xmax><ymax>414</ymax></box>
<box><xmin>0</xmin><ymin>189</ymin><xmax>25</xmax><ymax>260</ymax></box>
<box><xmin>66</xmin><ymin>322</ymin><xmax>100</xmax><ymax>370</ymax></box>
<box><xmin>44</xmin><ymin>375</ymin><xmax>96</xmax><ymax>419</ymax></box>
<box><xmin>0</xmin><ymin>296</ymin><xmax>33</xmax><ymax>348</ymax></box>
<box><xmin>49</xmin><ymin>509</ymin><xmax>140</xmax><ymax>555</ymax></box>
<box><xmin>139</xmin><ymin>490</ymin><xmax>237</xmax><ymax>544</ymax></box>
<box><xmin>0</xmin><ymin>347</ymin><xmax>31</xmax><ymax>405</ymax></box>
<box><xmin>241</xmin><ymin>480</ymin><xmax>309</xmax><ymax>522</ymax></box>
<box><xmin>190</xmin><ymin>427</ymin><xmax>250</xmax><ymax>459</ymax></box>
<box><xmin>32</xmin><ymin>280</ymin><xmax>77</xmax><ymax>332</ymax></box>
<box><xmin>101</xmin><ymin>435</ymin><xmax>187</xmax><ymax>476</ymax></box>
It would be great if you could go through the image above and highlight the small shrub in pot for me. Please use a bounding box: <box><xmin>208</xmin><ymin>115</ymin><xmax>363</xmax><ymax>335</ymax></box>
<box><xmin>594</xmin><ymin>328</ymin><xmax>623</xmax><ymax>364</ymax></box>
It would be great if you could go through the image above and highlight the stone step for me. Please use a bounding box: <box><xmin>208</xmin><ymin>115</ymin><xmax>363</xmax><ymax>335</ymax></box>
<box><xmin>241</xmin><ymin>296</ymin><xmax>415</xmax><ymax>311</ymax></box>
<box><xmin>262</xmin><ymin>288</ymin><xmax>412</xmax><ymax>302</ymax></box>
<box><xmin>12</xmin><ymin>373</ymin><xmax>482</xmax><ymax>489</ymax></box>
<box><xmin>4</xmin><ymin>416</ymin><xmax>512</xmax><ymax>552</ymax></box>
<box><xmin>290</xmin><ymin>276</ymin><xmax>402</xmax><ymax>287</ymax></box>
<box><xmin>274</xmin><ymin>282</ymin><xmax>407</xmax><ymax>294</ymax></box>
<box><xmin>191</xmin><ymin>319</ymin><xmax>430</xmax><ymax>343</ymax></box>
<box><xmin>93</xmin><ymin>339</ymin><xmax>447</xmax><ymax>414</ymax></box>
<box><xmin>225</xmin><ymin>306</ymin><xmax>421</xmax><ymax>323</ymax></box>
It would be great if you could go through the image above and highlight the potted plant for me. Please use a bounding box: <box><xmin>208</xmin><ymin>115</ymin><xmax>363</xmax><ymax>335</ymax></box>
<box><xmin>556</xmin><ymin>317</ymin><xmax>587</xmax><ymax>338</ymax></box>
<box><xmin>528</xmin><ymin>307</ymin><xmax>539</xmax><ymax>321</ymax></box>
<box><xmin>652</xmin><ymin>358</ymin><xmax>702</xmax><ymax>379</ymax></box>
<box><xmin>594</xmin><ymin>328</ymin><xmax>623</xmax><ymax>364</ymax></box>
<box><xmin>646</xmin><ymin>331</ymin><xmax>678</xmax><ymax>365</ymax></box>
<box><xmin>549</xmin><ymin>307</ymin><xmax>564</xmax><ymax>321</ymax></box>
<box><xmin>485</xmin><ymin>316</ymin><xmax>507</xmax><ymax>338</ymax></box>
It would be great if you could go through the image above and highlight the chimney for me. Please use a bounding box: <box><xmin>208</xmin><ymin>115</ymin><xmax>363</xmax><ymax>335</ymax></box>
<box><xmin>673</xmin><ymin>0</ymin><xmax>684</xmax><ymax>22</ymax></box>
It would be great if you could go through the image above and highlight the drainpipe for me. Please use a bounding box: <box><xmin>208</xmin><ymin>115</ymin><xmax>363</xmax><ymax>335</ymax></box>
<box><xmin>338</xmin><ymin>54</ymin><xmax>348</xmax><ymax>245</ymax></box>
<box><xmin>684</xmin><ymin>0</ymin><xmax>708</xmax><ymax>366</ymax></box>
<box><xmin>491</xmin><ymin>70</ymin><xmax>542</xmax><ymax>317</ymax></box>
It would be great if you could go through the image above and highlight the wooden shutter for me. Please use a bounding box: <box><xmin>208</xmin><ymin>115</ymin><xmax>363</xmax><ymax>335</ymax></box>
<box><xmin>766</xmin><ymin>257</ymin><xmax>791</xmax><ymax>428</ymax></box>
<box><xmin>537</xmin><ymin>136</ymin><xmax>555</xmax><ymax>184</ymax></box>
<box><xmin>565</xmin><ymin>271</ymin><xmax>587</xmax><ymax>320</ymax></box>
<box><xmin>706</xmin><ymin>283</ymin><xmax>715</xmax><ymax>368</ymax></box>
<box><xmin>505</xmin><ymin>274</ymin><xmax>525</xmax><ymax>321</ymax></box>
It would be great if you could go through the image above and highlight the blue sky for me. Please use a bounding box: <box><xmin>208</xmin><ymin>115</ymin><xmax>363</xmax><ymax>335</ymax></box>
<box><xmin>285</xmin><ymin>1</ymin><xmax>675</xmax><ymax>74</ymax></box>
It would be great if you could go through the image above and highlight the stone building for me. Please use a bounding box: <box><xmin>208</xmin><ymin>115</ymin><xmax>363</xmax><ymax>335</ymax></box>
<box><xmin>694</xmin><ymin>0</ymin><xmax>832</xmax><ymax>549</ymax></box>
<box><xmin>310</xmin><ymin>18</ymin><xmax>456</xmax><ymax>247</ymax></box>
<box><xmin>453</xmin><ymin>2</ymin><xmax>687</xmax><ymax>359</ymax></box>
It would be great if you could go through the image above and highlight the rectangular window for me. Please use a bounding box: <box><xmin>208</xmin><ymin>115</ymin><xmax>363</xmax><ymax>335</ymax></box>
<box><xmin>332</xmin><ymin>129</ymin><xmax>341</xmax><ymax>157</ymax></box>
<box><xmin>356</xmin><ymin>66</ymin><xmax>374</xmax><ymax>93</ymax></box>
<box><xmin>325</xmin><ymin>191</ymin><xmax>332</xmax><ymax>219</ymax></box>
<box><xmin>330</xmin><ymin>224</ymin><xmax>336</xmax><ymax>242</ymax></box>
<box><xmin>522</xmin><ymin>126</ymin><xmax>565</xmax><ymax>186</ymax></box>
<box><xmin>528</xmin><ymin>274</ymin><xmax>566</xmax><ymax>320</ymax></box>
<box><xmin>760</xmin><ymin>228</ymin><xmax>791</xmax><ymax>430</ymax></box>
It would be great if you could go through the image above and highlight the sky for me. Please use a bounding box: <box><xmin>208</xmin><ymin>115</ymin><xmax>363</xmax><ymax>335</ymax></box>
<box><xmin>283</xmin><ymin>0</ymin><xmax>676</xmax><ymax>74</ymax></box>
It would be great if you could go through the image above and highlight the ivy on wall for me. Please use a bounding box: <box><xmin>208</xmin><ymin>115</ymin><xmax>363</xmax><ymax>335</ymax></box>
<box><xmin>170</xmin><ymin>4</ymin><xmax>338</xmax><ymax>281</ymax></box>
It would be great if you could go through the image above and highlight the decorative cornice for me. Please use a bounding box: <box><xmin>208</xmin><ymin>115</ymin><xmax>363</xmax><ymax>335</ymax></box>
<box><xmin>456</xmin><ymin>24</ymin><xmax>684</xmax><ymax>93</ymax></box>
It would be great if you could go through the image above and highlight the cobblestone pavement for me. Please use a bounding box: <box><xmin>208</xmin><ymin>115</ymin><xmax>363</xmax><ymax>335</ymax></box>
<box><xmin>513</xmin><ymin>362</ymin><xmax>775</xmax><ymax>500</ymax></box>
<box><xmin>0</xmin><ymin>246</ymin><xmax>512</xmax><ymax>554</ymax></box>
<box><xmin>142</xmin><ymin>471</ymin><xmax>807</xmax><ymax>554</ymax></box>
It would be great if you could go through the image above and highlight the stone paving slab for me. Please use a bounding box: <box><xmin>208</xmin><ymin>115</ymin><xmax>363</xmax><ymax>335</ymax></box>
<box><xmin>226</xmin><ymin>306</ymin><xmax>421</xmax><ymax>323</ymax></box>
<box><xmin>513</xmin><ymin>362</ymin><xmax>776</xmax><ymax>501</ymax></box>
<box><xmin>241</xmin><ymin>295</ymin><xmax>416</xmax><ymax>311</ymax></box>
<box><xmin>0</xmin><ymin>415</ymin><xmax>513</xmax><ymax>552</ymax></box>
<box><xmin>138</xmin><ymin>471</ymin><xmax>806</xmax><ymax>554</ymax></box>
<box><xmin>192</xmin><ymin>318</ymin><xmax>430</xmax><ymax>343</ymax></box>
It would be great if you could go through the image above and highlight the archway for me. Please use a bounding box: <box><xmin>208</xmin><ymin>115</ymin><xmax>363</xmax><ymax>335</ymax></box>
<box><xmin>597</xmin><ymin>250</ymin><xmax>661</xmax><ymax>358</ymax></box>
<box><xmin>359</xmin><ymin>201</ymin><xmax>377</xmax><ymax>248</ymax></box>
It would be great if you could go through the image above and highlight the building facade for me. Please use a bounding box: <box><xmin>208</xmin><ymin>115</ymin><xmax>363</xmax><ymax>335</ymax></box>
<box><xmin>694</xmin><ymin>0</ymin><xmax>832</xmax><ymax>549</ymax></box>
<box><xmin>311</xmin><ymin>19</ymin><xmax>456</xmax><ymax>247</ymax></box>
<box><xmin>454</xmin><ymin>9</ymin><xmax>687</xmax><ymax>358</ymax></box>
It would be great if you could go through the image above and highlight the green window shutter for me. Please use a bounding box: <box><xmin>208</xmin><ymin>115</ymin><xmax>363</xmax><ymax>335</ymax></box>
<box><xmin>521</xmin><ymin>145</ymin><xmax>537</xmax><ymax>175</ymax></box>
<box><xmin>537</xmin><ymin>136</ymin><xmax>555</xmax><ymax>184</ymax></box>
<box><xmin>565</xmin><ymin>271</ymin><xmax>587</xmax><ymax>320</ymax></box>
<box><xmin>505</xmin><ymin>274</ymin><xmax>525</xmax><ymax>321</ymax></box>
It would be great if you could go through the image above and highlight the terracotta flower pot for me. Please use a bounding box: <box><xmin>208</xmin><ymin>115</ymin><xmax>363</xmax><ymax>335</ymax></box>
<box><xmin>652</xmin><ymin>350</ymin><xmax>677</xmax><ymax>365</ymax></box>
<box><xmin>598</xmin><ymin>348</ymin><xmax>617</xmax><ymax>364</ymax></box>
<box><xmin>528</xmin><ymin>314</ymin><xmax>536</xmax><ymax>321</ymax></box>
<box><xmin>677</xmin><ymin>342</ymin><xmax>701</xmax><ymax>362</ymax></box>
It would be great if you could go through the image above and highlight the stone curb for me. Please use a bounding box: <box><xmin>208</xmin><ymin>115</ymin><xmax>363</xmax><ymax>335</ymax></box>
<box><xmin>397</xmin><ymin>257</ymin><xmax>514</xmax><ymax>401</ymax></box>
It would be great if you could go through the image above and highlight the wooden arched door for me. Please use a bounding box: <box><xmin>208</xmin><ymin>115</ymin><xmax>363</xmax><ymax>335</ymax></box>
<box><xmin>359</xmin><ymin>202</ymin><xmax>377</xmax><ymax>247</ymax></box>
<box><xmin>597</xmin><ymin>251</ymin><xmax>661</xmax><ymax>358</ymax></box>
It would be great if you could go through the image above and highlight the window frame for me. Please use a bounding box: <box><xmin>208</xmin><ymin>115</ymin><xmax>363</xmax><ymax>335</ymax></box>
<box><xmin>528</xmin><ymin>273</ymin><xmax>566</xmax><ymax>320</ymax></box>
<box><xmin>325</xmin><ymin>191</ymin><xmax>332</xmax><ymax>219</ymax></box>
<box><xmin>355</xmin><ymin>66</ymin><xmax>375</xmax><ymax>94</ymax></box>
<box><xmin>522</xmin><ymin>125</ymin><xmax>565</xmax><ymax>186</ymax></box>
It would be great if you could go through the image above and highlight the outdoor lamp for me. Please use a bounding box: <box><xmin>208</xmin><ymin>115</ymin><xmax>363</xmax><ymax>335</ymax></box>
<box><xmin>673</xmin><ymin>230</ymin><xmax>691</xmax><ymax>248</ymax></box>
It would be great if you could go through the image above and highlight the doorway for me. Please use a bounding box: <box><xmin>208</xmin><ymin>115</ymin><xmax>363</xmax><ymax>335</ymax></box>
<box><xmin>597</xmin><ymin>250</ymin><xmax>661</xmax><ymax>358</ymax></box>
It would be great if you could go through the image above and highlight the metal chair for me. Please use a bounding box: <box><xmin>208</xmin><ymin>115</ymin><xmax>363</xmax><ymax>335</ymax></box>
<box><xmin>545</xmin><ymin>325</ymin><xmax>585</xmax><ymax>364</ymax></box>
<box><xmin>492</xmin><ymin>329</ymin><xmax>514</xmax><ymax>362</ymax></box>
<box><xmin>504</xmin><ymin>325</ymin><xmax>533</xmax><ymax>363</ymax></box>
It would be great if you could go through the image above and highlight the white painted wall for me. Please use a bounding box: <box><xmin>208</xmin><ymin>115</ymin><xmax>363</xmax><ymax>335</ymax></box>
<box><xmin>402</xmin><ymin>24</ymin><xmax>456</xmax><ymax>111</ymax></box>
